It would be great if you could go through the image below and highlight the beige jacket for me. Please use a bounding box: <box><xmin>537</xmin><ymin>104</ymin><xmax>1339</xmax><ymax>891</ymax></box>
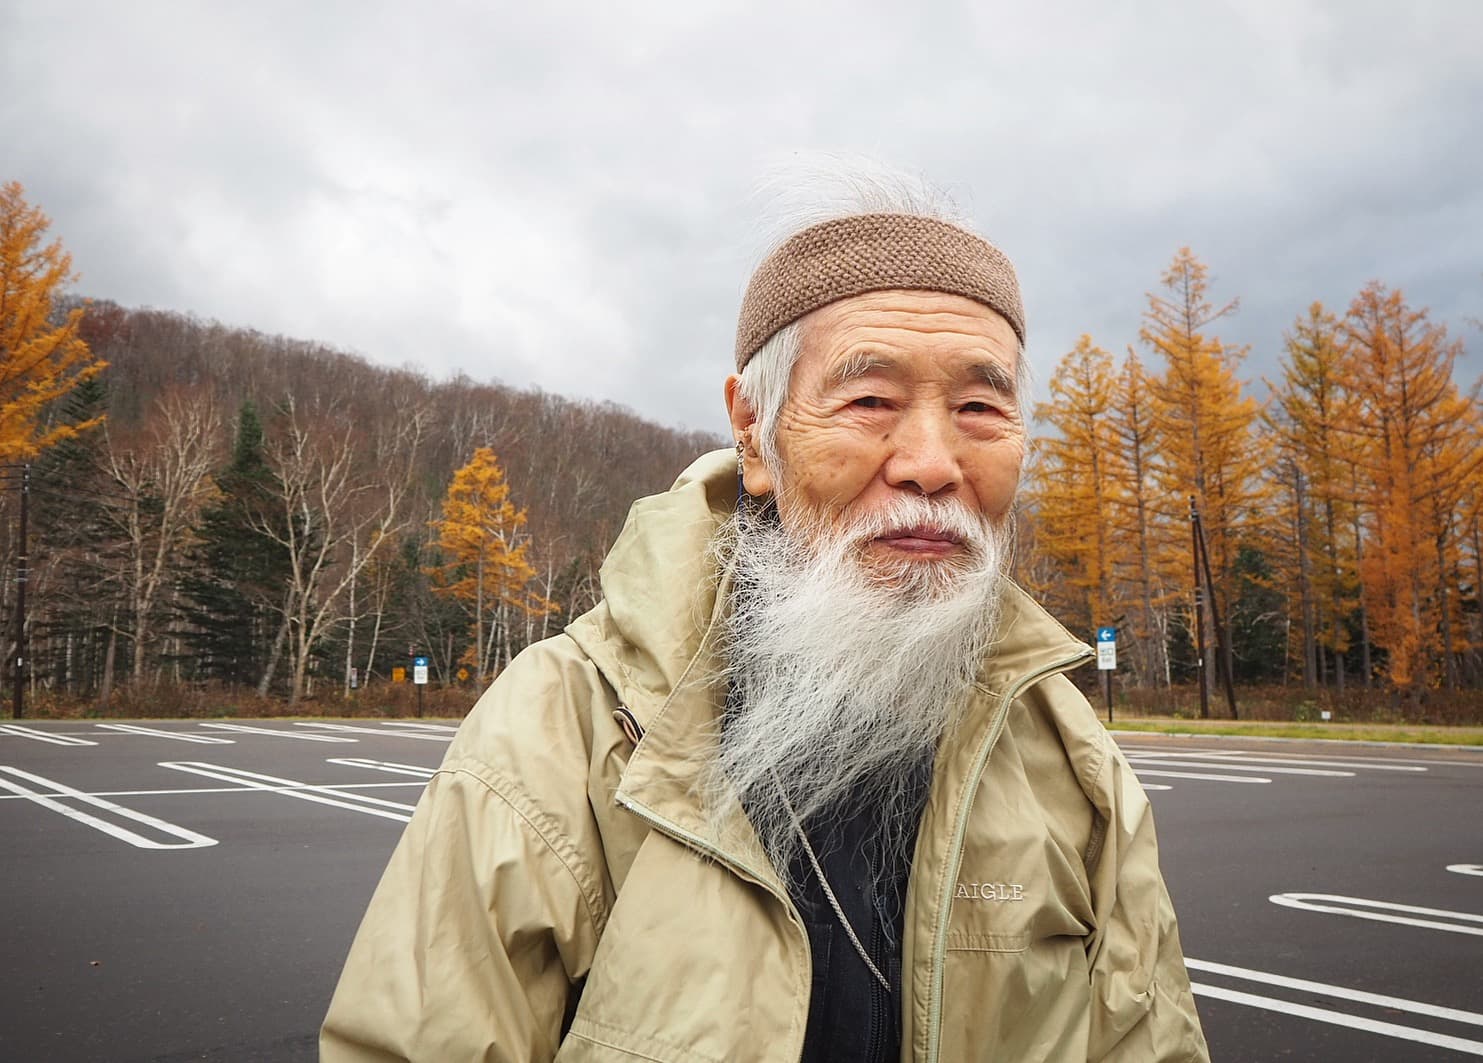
<box><xmin>322</xmin><ymin>450</ymin><xmax>1209</xmax><ymax>1062</ymax></box>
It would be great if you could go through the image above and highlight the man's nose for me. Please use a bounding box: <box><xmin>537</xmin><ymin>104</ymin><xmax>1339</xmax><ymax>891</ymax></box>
<box><xmin>883</xmin><ymin>408</ymin><xmax>962</xmax><ymax>496</ymax></box>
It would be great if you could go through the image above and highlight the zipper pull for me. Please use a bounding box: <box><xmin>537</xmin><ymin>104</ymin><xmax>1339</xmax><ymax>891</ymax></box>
<box><xmin>613</xmin><ymin>704</ymin><xmax>644</xmax><ymax>746</ymax></box>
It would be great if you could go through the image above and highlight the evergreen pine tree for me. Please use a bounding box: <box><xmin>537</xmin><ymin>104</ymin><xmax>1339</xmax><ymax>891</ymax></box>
<box><xmin>174</xmin><ymin>401</ymin><xmax>289</xmax><ymax>689</ymax></box>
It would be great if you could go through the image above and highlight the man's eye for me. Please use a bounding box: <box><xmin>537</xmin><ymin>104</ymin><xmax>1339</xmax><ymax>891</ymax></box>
<box><xmin>853</xmin><ymin>396</ymin><xmax>887</xmax><ymax>409</ymax></box>
<box><xmin>961</xmin><ymin>401</ymin><xmax>996</xmax><ymax>414</ymax></box>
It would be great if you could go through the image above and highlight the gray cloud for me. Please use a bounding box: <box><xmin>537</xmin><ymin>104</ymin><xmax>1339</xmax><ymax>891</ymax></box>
<box><xmin>4</xmin><ymin>0</ymin><xmax>1480</xmax><ymax>435</ymax></box>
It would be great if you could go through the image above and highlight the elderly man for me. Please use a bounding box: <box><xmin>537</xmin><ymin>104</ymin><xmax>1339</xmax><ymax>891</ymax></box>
<box><xmin>322</xmin><ymin>175</ymin><xmax>1210</xmax><ymax>1062</ymax></box>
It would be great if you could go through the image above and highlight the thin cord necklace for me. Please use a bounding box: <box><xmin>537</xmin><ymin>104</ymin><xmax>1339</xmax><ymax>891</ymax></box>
<box><xmin>775</xmin><ymin>772</ymin><xmax>891</xmax><ymax>992</ymax></box>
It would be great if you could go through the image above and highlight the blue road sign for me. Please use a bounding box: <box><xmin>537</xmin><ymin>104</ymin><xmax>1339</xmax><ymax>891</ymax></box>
<box><xmin>413</xmin><ymin>655</ymin><xmax>429</xmax><ymax>667</ymax></box>
<box><xmin>1096</xmin><ymin>627</ymin><xmax>1116</xmax><ymax>643</ymax></box>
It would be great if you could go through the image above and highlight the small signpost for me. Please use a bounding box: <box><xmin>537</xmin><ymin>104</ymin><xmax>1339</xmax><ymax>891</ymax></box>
<box><xmin>413</xmin><ymin>655</ymin><xmax>429</xmax><ymax>717</ymax></box>
<box><xmin>1096</xmin><ymin>627</ymin><xmax>1117</xmax><ymax>722</ymax></box>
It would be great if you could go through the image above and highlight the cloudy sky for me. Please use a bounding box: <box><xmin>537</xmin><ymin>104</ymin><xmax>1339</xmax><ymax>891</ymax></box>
<box><xmin>3</xmin><ymin>1</ymin><xmax>1480</xmax><ymax>435</ymax></box>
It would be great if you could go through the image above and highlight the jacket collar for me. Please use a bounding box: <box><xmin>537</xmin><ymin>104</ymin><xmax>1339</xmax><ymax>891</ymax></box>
<box><xmin>565</xmin><ymin>449</ymin><xmax>1093</xmax><ymax>882</ymax></box>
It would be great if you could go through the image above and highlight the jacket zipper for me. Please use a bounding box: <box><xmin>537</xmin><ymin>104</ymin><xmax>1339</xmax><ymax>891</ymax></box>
<box><xmin>612</xmin><ymin>793</ymin><xmax>813</xmax><ymax>1059</ymax></box>
<box><xmin>923</xmin><ymin>648</ymin><xmax>1094</xmax><ymax>1063</ymax></box>
<box><xmin>866</xmin><ymin>906</ymin><xmax>887</xmax><ymax>1063</ymax></box>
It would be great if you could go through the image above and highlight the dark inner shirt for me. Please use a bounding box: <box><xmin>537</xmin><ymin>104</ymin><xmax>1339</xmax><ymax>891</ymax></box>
<box><xmin>786</xmin><ymin>765</ymin><xmax>932</xmax><ymax>1063</ymax></box>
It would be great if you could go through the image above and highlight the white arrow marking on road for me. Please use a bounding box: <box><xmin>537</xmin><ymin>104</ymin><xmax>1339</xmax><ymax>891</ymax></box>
<box><xmin>1123</xmin><ymin>757</ymin><xmax>1352</xmax><ymax>777</ymax></box>
<box><xmin>97</xmin><ymin>723</ymin><xmax>234</xmax><ymax>744</ymax></box>
<box><xmin>0</xmin><ymin>724</ymin><xmax>97</xmax><ymax>746</ymax></box>
<box><xmin>1133</xmin><ymin>770</ymin><xmax>1270</xmax><ymax>784</ymax></box>
<box><xmin>159</xmin><ymin>762</ymin><xmax>414</xmax><ymax>821</ymax></box>
<box><xmin>1448</xmin><ymin>864</ymin><xmax>1483</xmax><ymax>878</ymax></box>
<box><xmin>198</xmin><ymin>723</ymin><xmax>356</xmax><ymax>743</ymax></box>
<box><xmin>326</xmin><ymin>758</ymin><xmax>438</xmax><ymax>778</ymax></box>
<box><xmin>1270</xmin><ymin>893</ymin><xmax>1483</xmax><ymax>936</ymax></box>
<box><xmin>0</xmin><ymin>766</ymin><xmax>217</xmax><ymax>849</ymax></box>
<box><xmin>295</xmin><ymin>722</ymin><xmax>450</xmax><ymax>741</ymax></box>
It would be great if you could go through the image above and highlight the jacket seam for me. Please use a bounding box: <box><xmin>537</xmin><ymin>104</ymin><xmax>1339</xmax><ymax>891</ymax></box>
<box><xmin>438</xmin><ymin>757</ymin><xmax>611</xmax><ymax>938</ymax></box>
<box><xmin>1082</xmin><ymin>731</ymin><xmax>1113</xmax><ymax>872</ymax></box>
<box><xmin>567</xmin><ymin>1016</ymin><xmax>723</xmax><ymax>1063</ymax></box>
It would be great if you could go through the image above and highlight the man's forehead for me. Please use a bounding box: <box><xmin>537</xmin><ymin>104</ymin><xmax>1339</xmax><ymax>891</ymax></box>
<box><xmin>802</xmin><ymin>290</ymin><xmax>1020</xmax><ymax>386</ymax></box>
<box><xmin>820</xmin><ymin>349</ymin><xmax>1019</xmax><ymax>396</ymax></box>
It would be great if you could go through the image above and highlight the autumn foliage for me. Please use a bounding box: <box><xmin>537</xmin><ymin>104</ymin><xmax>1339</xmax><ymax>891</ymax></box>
<box><xmin>0</xmin><ymin>181</ymin><xmax>105</xmax><ymax>460</ymax></box>
<box><xmin>427</xmin><ymin>447</ymin><xmax>555</xmax><ymax>681</ymax></box>
<box><xmin>1025</xmin><ymin>248</ymin><xmax>1482</xmax><ymax>716</ymax></box>
<box><xmin>1</xmin><ymin>181</ymin><xmax>1479</xmax><ymax>721</ymax></box>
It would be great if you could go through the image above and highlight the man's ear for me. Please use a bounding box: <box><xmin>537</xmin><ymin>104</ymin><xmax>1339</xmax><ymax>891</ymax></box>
<box><xmin>724</xmin><ymin>375</ymin><xmax>774</xmax><ymax>498</ymax></box>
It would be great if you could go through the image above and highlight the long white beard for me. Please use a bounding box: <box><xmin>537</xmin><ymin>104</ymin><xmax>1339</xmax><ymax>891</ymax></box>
<box><xmin>706</xmin><ymin>494</ymin><xmax>1014</xmax><ymax>875</ymax></box>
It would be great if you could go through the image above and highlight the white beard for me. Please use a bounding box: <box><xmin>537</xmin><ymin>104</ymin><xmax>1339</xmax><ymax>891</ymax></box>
<box><xmin>706</xmin><ymin>493</ymin><xmax>1014</xmax><ymax>876</ymax></box>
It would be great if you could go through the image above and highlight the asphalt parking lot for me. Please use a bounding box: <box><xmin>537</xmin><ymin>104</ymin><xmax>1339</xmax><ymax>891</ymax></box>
<box><xmin>1</xmin><ymin>720</ymin><xmax>1479</xmax><ymax>1061</ymax></box>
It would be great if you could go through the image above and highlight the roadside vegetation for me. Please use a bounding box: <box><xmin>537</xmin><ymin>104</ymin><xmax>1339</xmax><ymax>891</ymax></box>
<box><xmin>4</xmin><ymin>183</ymin><xmax>1482</xmax><ymax>729</ymax></box>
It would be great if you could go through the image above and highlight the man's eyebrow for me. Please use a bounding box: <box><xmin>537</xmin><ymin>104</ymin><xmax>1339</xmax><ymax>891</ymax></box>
<box><xmin>826</xmin><ymin>351</ymin><xmax>898</xmax><ymax>389</ymax></box>
<box><xmin>969</xmin><ymin>359</ymin><xmax>1018</xmax><ymax>397</ymax></box>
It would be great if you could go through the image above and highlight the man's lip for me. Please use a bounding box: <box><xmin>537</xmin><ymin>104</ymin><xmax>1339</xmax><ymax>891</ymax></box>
<box><xmin>875</xmin><ymin>526</ymin><xmax>963</xmax><ymax>546</ymax></box>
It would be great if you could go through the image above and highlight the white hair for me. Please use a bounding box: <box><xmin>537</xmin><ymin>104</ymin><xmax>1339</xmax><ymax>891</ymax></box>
<box><xmin>706</xmin><ymin>490</ymin><xmax>1013</xmax><ymax>880</ymax></box>
<box><xmin>736</xmin><ymin>157</ymin><xmax>1032</xmax><ymax>474</ymax></box>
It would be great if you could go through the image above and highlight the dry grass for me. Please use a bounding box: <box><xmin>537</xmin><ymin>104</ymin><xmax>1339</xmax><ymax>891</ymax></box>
<box><xmin>1105</xmin><ymin>716</ymin><xmax>1483</xmax><ymax>746</ymax></box>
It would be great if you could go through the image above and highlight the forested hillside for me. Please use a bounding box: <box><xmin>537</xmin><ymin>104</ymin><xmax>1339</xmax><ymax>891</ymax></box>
<box><xmin>2</xmin><ymin>298</ymin><xmax>723</xmax><ymax>709</ymax></box>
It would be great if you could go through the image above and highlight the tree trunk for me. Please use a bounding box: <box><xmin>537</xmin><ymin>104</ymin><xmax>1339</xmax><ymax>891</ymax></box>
<box><xmin>100</xmin><ymin>625</ymin><xmax>117</xmax><ymax>712</ymax></box>
<box><xmin>258</xmin><ymin>608</ymin><xmax>291</xmax><ymax>699</ymax></box>
<box><xmin>344</xmin><ymin>560</ymin><xmax>357</xmax><ymax>698</ymax></box>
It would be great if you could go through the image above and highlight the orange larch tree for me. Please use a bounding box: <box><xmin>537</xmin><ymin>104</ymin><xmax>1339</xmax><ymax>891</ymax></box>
<box><xmin>1338</xmin><ymin>283</ymin><xmax>1479</xmax><ymax>695</ymax></box>
<box><xmin>1025</xmin><ymin>335</ymin><xmax>1125</xmax><ymax>640</ymax></box>
<box><xmin>1267</xmin><ymin>303</ymin><xmax>1362</xmax><ymax>690</ymax></box>
<box><xmin>1143</xmin><ymin>249</ymin><xmax>1269</xmax><ymax>704</ymax></box>
<box><xmin>427</xmin><ymin>446</ymin><xmax>553</xmax><ymax>681</ymax></box>
<box><xmin>0</xmin><ymin>182</ymin><xmax>106</xmax><ymax>461</ymax></box>
<box><xmin>1106</xmin><ymin>348</ymin><xmax>1182</xmax><ymax>690</ymax></box>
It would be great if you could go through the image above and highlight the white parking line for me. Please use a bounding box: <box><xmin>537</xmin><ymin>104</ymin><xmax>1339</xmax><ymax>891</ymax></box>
<box><xmin>1190</xmin><ymin>984</ymin><xmax>1483</xmax><ymax>1055</ymax></box>
<box><xmin>159</xmin><ymin>762</ymin><xmax>414</xmax><ymax>821</ymax></box>
<box><xmin>1186</xmin><ymin>957</ymin><xmax>1483</xmax><ymax>1027</ymax></box>
<box><xmin>1140</xmin><ymin>783</ymin><xmax>1173</xmax><ymax>791</ymax></box>
<box><xmin>98</xmin><ymin>723</ymin><xmax>234</xmax><ymax>744</ymax></box>
<box><xmin>0</xmin><ymin>724</ymin><xmax>98</xmax><ymax>746</ymax></box>
<box><xmin>1270</xmin><ymin>893</ymin><xmax>1483</xmax><ymax>936</ymax></box>
<box><xmin>0</xmin><ymin>781</ymin><xmax>427</xmax><ymax>801</ymax></box>
<box><xmin>198</xmin><ymin>723</ymin><xmax>357</xmax><ymax>743</ymax></box>
<box><xmin>381</xmin><ymin>722</ymin><xmax>459</xmax><ymax>732</ymax></box>
<box><xmin>0</xmin><ymin>766</ymin><xmax>217</xmax><ymax>849</ymax></box>
<box><xmin>1116</xmin><ymin>744</ymin><xmax>1482</xmax><ymax>770</ymax></box>
<box><xmin>1163</xmin><ymin>752</ymin><xmax>1426</xmax><ymax>773</ymax></box>
<box><xmin>295</xmin><ymin>722</ymin><xmax>451</xmax><ymax>741</ymax></box>
<box><xmin>326</xmin><ymin>758</ymin><xmax>438</xmax><ymax>778</ymax></box>
<box><xmin>1449</xmin><ymin>864</ymin><xmax>1483</xmax><ymax>878</ymax></box>
<box><xmin>1124</xmin><ymin>757</ymin><xmax>1352</xmax><ymax>777</ymax></box>
<box><xmin>1227</xmin><ymin>754</ymin><xmax>1425</xmax><ymax>772</ymax></box>
<box><xmin>1133</xmin><ymin>770</ymin><xmax>1270</xmax><ymax>784</ymax></box>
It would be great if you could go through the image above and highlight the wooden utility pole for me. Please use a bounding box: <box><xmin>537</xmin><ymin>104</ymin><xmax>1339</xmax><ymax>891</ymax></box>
<box><xmin>12</xmin><ymin>464</ymin><xmax>29</xmax><ymax>719</ymax></box>
<box><xmin>1190</xmin><ymin>496</ymin><xmax>1209</xmax><ymax>719</ymax></box>
<box><xmin>1190</xmin><ymin>496</ymin><xmax>1239</xmax><ymax>720</ymax></box>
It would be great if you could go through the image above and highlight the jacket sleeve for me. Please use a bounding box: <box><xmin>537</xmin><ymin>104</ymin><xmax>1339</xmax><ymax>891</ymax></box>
<box><xmin>320</xmin><ymin>758</ymin><xmax>603</xmax><ymax>1062</ymax></box>
<box><xmin>1084</xmin><ymin>739</ymin><xmax>1211</xmax><ymax>1063</ymax></box>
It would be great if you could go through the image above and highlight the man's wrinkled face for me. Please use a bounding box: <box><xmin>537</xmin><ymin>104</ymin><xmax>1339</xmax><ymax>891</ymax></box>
<box><xmin>728</xmin><ymin>289</ymin><xmax>1026</xmax><ymax>580</ymax></box>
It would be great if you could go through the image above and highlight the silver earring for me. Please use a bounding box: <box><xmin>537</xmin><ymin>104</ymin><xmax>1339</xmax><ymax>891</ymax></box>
<box><xmin>736</xmin><ymin>439</ymin><xmax>745</xmax><ymax>478</ymax></box>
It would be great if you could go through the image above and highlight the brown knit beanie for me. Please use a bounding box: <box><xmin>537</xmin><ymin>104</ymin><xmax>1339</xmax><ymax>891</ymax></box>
<box><xmin>734</xmin><ymin>212</ymin><xmax>1025</xmax><ymax>370</ymax></box>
